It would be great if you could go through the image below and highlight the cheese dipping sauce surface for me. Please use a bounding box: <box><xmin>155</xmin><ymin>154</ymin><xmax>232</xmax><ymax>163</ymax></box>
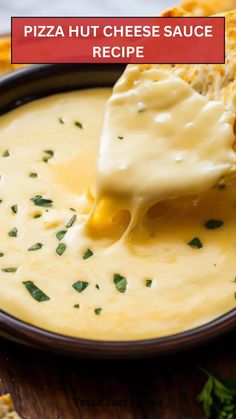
<box><xmin>0</xmin><ymin>87</ymin><xmax>235</xmax><ymax>340</ymax></box>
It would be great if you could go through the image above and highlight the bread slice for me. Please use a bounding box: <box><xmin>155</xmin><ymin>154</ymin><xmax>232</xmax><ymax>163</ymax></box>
<box><xmin>0</xmin><ymin>37</ymin><xmax>25</xmax><ymax>76</ymax></box>
<box><xmin>164</xmin><ymin>0</ymin><xmax>236</xmax><ymax>17</ymax></box>
<box><xmin>0</xmin><ymin>394</ymin><xmax>21</xmax><ymax>419</ymax></box>
<box><xmin>160</xmin><ymin>7</ymin><xmax>236</xmax><ymax>115</ymax></box>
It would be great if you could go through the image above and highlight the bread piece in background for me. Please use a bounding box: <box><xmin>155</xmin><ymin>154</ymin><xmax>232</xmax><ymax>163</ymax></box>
<box><xmin>164</xmin><ymin>0</ymin><xmax>236</xmax><ymax>16</ymax></box>
<box><xmin>0</xmin><ymin>37</ymin><xmax>25</xmax><ymax>76</ymax></box>
<box><xmin>0</xmin><ymin>394</ymin><xmax>21</xmax><ymax>419</ymax></box>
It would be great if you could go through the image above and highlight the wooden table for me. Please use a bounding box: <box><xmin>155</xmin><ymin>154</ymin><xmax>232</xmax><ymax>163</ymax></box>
<box><xmin>0</xmin><ymin>329</ymin><xmax>235</xmax><ymax>419</ymax></box>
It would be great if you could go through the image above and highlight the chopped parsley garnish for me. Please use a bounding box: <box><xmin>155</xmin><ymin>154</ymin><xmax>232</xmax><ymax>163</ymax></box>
<box><xmin>56</xmin><ymin>230</ymin><xmax>67</xmax><ymax>241</ymax></box>
<box><xmin>58</xmin><ymin>117</ymin><xmax>65</xmax><ymax>124</ymax></box>
<box><xmin>74</xmin><ymin>303</ymin><xmax>80</xmax><ymax>308</ymax></box>
<box><xmin>2</xmin><ymin>150</ymin><xmax>10</xmax><ymax>157</ymax></box>
<box><xmin>205</xmin><ymin>219</ymin><xmax>224</xmax><ymax>230</ymax></box>
<box><xmin>66</xmin><ymin>214</ymin><xmax>76</xmax><ymax>228</ymax></box>
<box><xmin>94</xmin><ymin>308</ymin><xmax>102</xmax><ymax>315</ymax></box>
<box><xmin>95</xmin><ymin>284</ymin><xmax>100</xmax><ymax>290</ymax></box>
<box><xmin>113</xmin><ymin>273</ymin><xmax>127</xmax><ymax>293</ymax></box>
<box><xmin>145</xmin><ymin>279</ymin><xmax>153</xmax><ymax>288</ymax></box>
<box><xmin>56</xmin><ymin>243</ymin><xmax>66</xmax><ymax>256</ymax></box>
<box><xmin>188</xmin><ymin>237</ymin><xmax>203</xmax><ymax>249</ymax></box>
<box><xmin>8</xmin><ymin>227</ymin><xmax>17</xmax><ymax>237</ymax></box>
<box><xmin>29</xmin><ymin>172</ymin><xmax>38</xmax><ymax>178</ymax></box>
<box><xmin>117</xmin><ymin>136</ymin><xmax>124</xmax><ymax>140</ymax></box>
<box><xmin>83</xmin><ymin>248</ymin><xmax>93</xmax><ymax>260</ymax></box>
<box><xmin>2</xmin><ymin>267</ymin><xmax>17</xmax><ymax>273</ymax></box>
<box><xmin>72</xmin><ymin>281</ymin><xmax>89</xmax><ymax>293</ymax></box>
<box><xmin>31</xmin><ymin>195</ymin><xmax>53</xmax><ymax>207</ymax></box>
<box><xmin>0</xmin><ymin>252</ymin><xmax>4</xmax><ymax>257</ymax></box>
<box><xmin>33</xmin><ymin>212</ymin><xmax>42</xmax><ymax>219</ymax></box>
<box><xmin>44</xmin><ymin>149</ymin><xmax>54</xmax><ymax>156</ymax></box>
<box><xmin>28</xmin><ymin>243</ymin><xmax>43</xmax><ymax>251</ymax></box>
<box><xmin>23</xmin><ymin>281</ymin><xmax>50</xmax><ymax>302</ymax></box>
<box><xmin>43</xmin><ymin>150</ymin><xmax>54</xmax><ymax>163</ymax></box>
<box><xmin>75</xmin><ymin>121</ymin><xmax>83</xmax><ymax>129</ymax></box>
<box><xmin>198</xmin><ymin>368</ymin><xmax>236</xmax><ymax>419</ymax></box>
<box><xmin>11</xmin><ymin>205</ymin><xmax>18</xmax><ymax>214</ymax></box>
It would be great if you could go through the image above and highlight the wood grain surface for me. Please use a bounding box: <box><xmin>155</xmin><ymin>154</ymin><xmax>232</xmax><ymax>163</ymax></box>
<box><xmin>0</xmin><ymin>329</ymin><xmax>235</xmax><ymax>419</ymax></box>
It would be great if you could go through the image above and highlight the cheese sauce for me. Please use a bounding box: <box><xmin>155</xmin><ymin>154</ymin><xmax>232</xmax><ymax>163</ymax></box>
<box><xmin>0</xmin><ymin>87</ymin><xmax>235</xmax><ymax>340</ymax></box>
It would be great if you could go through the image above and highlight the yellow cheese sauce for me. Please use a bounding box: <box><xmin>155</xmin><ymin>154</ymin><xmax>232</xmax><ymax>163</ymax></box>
<box><xmin>0</xmin><ymin>87</ymin><xmax>235</xmax><ymax>340</ymax></box>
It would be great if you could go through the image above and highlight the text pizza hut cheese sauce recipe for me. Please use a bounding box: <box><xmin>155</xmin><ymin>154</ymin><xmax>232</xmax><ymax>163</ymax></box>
<box><xmin>23</xmin><ymin>24</ymin><xmax>213</xmax><ymax>38</ymax></box>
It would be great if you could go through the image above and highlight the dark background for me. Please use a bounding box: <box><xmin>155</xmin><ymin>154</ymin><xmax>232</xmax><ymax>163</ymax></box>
<box><xmin>0</xmin><ymin>330</ymin><xmax>235</xmax><ymax>418</ymax></box>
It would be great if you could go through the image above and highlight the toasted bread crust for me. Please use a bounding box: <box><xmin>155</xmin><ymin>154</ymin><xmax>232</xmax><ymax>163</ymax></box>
<box><xmin>155</xmin><ymin>10</ymin><xmax>236</xmax><ymax>113</ymax></box>
<box><xmin>0</xmin><ymin>37</ymin><xmax>25</xmax><ymax>76</ymax></box>
<box><xmin>163</xmin><ymin>0</ymin><xmax>236</xmax><ymax>16</ymax></box>
<box><xmin>0</xmin><ymin>394</ymin><xmax>21</xmax><ymax>419</ymax></box>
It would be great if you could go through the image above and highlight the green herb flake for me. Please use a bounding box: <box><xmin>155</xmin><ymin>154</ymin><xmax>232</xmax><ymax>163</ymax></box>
<box><xmin>33</xmin><ymin>212</ymin><xmax>42</xmax><ymax>219</ymax></box>
<box><xmin>83</xmin><ymin>248</ymin><xmax>93</xmax><ymax>260</ymax></box>
<box><xmin>44</xmin><ymin>150</ymin><xmax>54</xmax><ymax>156</ymax></box>
<box><xmin>145</xmin><ymin>279</ymin><xmax>153</xmax><ymax>288</ymax></box>
<box><xmin>95</xmin><ymin>284</ymin><xmax>100</xmax><ymax>290</ymax></box>
<box><xmin>0</xmin><ymin>252</ymin><xmax>4</xmax><ymax>257</ymax></box>
<box><xmin>29</xmin><ymin>172</ymin><xmax>38</xmax><ymax>178</ymax></box>
<box><xmin>11</xmin><ymin>205</ymin><xmax>18</xmax><ymax>214</ymax></box>
<box><xmin>205</xmin><ymin>219</ymin><xmax>224</xmax><ymax>229</ymax></box>
<box><xmin>2</xmin><ymin>150</ymin><xmax>10</xmax><ymax>157</ymax></box>
<box><xmin>56</xmin><ymin>243</ymin><xmax>66</xmax><ymax>256</ymax></box>
<box><xmin>2</xmin><ymin>267</ymin><xmax>17</xmax><ymax>273</ymax></box>
<box><xmin>113</xmin><ymin>273</ymin><xmax>128</xmax><ymax>293</ymax></box>
<box><xmin>28</xmin><ymin>243</ymin><xmax>43</xmax><ymax>251</ymax></box>
<box><xmin>94</xmin><ymin>308</ymin><xmax>102</xmax><ymax>315</ymax></box>
<box><xmin>43</xmin><ymin>150</ymin><xmax>54</xmax><ymax>163</ymax></box>
<box><xmin>31</xmin><ymin>195</ymin><xmax>53</xmax><ymax>208</ymax></box>
<box><xmin>117</xmin><ymin>136</ymin><xmax>124</xmax><ymax>140</ymax></box>
<box><xmin>66</xmin><ymin>214</ymin><xmax>76</xmax><ymax>228</ymax></box>
<box><xmin>59</xmin><ymin>117</ymin><xmax>65</xmax><ymax>124</ymax></box>
<box><xmin>56</xmin><ymin>230</ymin><xmax>67</xmax><ymax>241</ymax></box>
<box><xmin>73</xmin><ymin>303</ymin><xmax>80</xmax><ymax>309</ymax></box>
<box><xmin>72</xmin><ymin>281</ymin><xmax>89</xmax><ymax>293</ymax></box>
<box><xmin>23</xmin><ymin>281</ymin><xmax>50</xmax><ymax>302</ymax></box>
<box><xmin>188</xmin><ymin>237</ymin><xmax>203</xmax><ymax>249</ymax></box>
<box><xmin>198</xmin><ymin>367</ymin><xmax>236</xmax><ymax>419</ymax></box>
<box><xmin>75</xmin><ymin>121</ymin><xmax>83</xmax><ymax>129</ymax></box>
<box><xmin>8</xmin><ymin>227</ymin><xmax>17</xmax><ymax>237</ymax></box>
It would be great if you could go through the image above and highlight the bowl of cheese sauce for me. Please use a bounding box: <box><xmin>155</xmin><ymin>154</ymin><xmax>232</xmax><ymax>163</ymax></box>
<box><xmin>0</xmin><ymin>64</ymin><xmax>235</xmax><ymax>358</ymax></box>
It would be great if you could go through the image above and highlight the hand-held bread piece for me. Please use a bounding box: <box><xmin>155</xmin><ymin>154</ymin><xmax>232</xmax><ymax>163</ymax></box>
<box><xmin>160</xmin><ymin>10</ymin><xmax>236</xmax><ymax>115</ymax></box>
<box><xmin>94</xmin><ymin>10</ymin><xmax>236</xmax><ymax>215</ymax></box>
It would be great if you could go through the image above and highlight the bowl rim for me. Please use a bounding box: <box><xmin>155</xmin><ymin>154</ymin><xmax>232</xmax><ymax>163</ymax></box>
<box><xmin>0</xmin><ymin>64</ymin><xmax>235</xmax><ymax>358</ymax></box>
<box><xmin>0</xmin><ymin>306</ymin><xmax>236</xmax><ymax>358</ymax></box>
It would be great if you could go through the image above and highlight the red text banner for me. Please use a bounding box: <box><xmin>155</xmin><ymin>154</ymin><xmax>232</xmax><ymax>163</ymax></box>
<box><xmin>11</xmin><ymin>17</ymin><xmax>225</xmax><ymax>64</ymax></box>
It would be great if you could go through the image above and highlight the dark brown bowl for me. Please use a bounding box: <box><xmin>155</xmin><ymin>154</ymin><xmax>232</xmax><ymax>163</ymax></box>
<box><xmin>0</xmin><ymin>64</ymin><xmax>235</xmax><ymax>358</ymax></box>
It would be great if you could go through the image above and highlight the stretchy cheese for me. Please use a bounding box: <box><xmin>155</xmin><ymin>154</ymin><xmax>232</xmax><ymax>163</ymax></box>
<box><xmin>89</xmin><ymin>66</ymin><xmax>236</xmax><ymax>239</ymax></box>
